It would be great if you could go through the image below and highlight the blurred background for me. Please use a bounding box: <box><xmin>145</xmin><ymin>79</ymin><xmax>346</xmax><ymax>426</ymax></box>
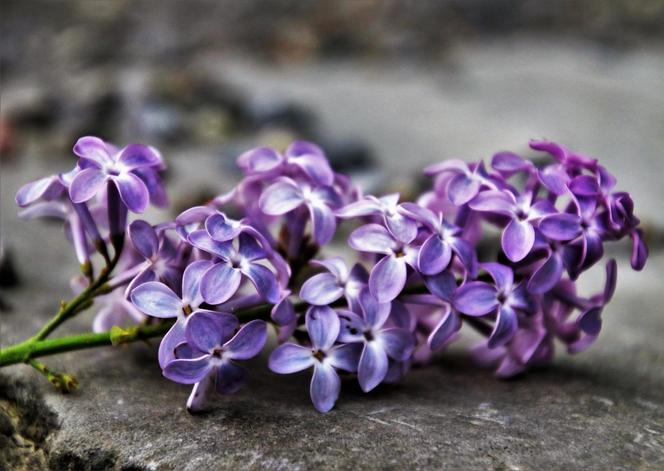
<box><xmin>1</xmin><ymin>0</ymin><xmax>663</xmax><ymax>289</ymax></box>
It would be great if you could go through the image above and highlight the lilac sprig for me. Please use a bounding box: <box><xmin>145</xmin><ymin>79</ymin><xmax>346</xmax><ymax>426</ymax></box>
<box><xmin>9</xmin><ymin>136</ymin><xmax>648</xmax><ymax>414</ymax></box>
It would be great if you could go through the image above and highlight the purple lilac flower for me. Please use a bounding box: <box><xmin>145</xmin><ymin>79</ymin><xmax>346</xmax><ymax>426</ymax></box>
<box><xmin>299</xmin><ymin>257</ymin><xmax>368</xmax><ymax>310</ymax></box>
<box><xmin>469</xmin><ymin>189</ymin><xmax>555</xmax><ymax>262</ymax></box>
<box><xmin>125</xmin><ymin>220</ymin><xmax>182</xmax><ymax>294</ymax></box>
<box><xmin>336</xmin><ymin>193</ymin><xmax>418</xmax><ymax>243</ymax></box>
<box><xmin>399</xmin><ymin>203</ymin><xmax>477</xmax><ymax>277</ymax></box>
<box><xmin>269</xmin><ymin>306</ymin><xmax>362</xmax><ymax>412</ymax></box>
<box><xmin>163</xmin><ymin>311</ymin><xmax>267</xmax><ymax>412</ymax></box>
<box><xmin>237</xmin><ymin>141</ymin><xmax>334</xmax><ymax>186</ymax></box>
<box><xmin>69</xmin><ymin>136</ymin><xmax>163</xmax><ymax>213</ymax></box>
<box><xmin>348</xmin><ymin>223</ymin><xmax>419</xmax><ymax>303</ymax></box>
<box><xmin>188</xmin><ymin>231</ymin><xmax>280</xmax><ymax>304</ymax></box>
<box><xmin>337</xmin><ymin>289</ymin><xmax>414</xmax><ymax>392</ymax></box>
<box><xmin>424</xmin><ymin>159</ymin><xmax>498</xmax><ymax>205</ymax></box>
<box><xmin>258</xmin><ymin>176</ymin><xmax>341</xmax><ymax>246</ymax></box>
<box><xmin>453</xmin><ymin>263</ymin><xmax>534</xmax><ymax>348</ymax></box>
<box><xmin>131</xmin><ymin>260</ymin><xmax>213</xmax><ymax>368</ymax></box>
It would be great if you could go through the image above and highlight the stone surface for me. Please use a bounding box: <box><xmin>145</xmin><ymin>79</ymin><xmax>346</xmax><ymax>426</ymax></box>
<box><xmin>1</xmin><ymin>41</ymin><xmax>664</xmax><ymax>469</ymax></box>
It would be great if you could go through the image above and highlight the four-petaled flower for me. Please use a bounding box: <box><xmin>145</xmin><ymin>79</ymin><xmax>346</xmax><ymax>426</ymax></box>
<box><xmin>269</xmin><ymin>306</ymin><xmax>362</xmax><ymax>412</ymax></box>
<box><xmin>237</xmin><ymin>141</ymin><xmax>334</xmax><ymax>186</ymax></box>
<box><xmin>69</xmin><ymin>136</ymin><xmax>163</xmax><ymax>213</ymax></box>
<box><xmin>337</xmin><ymin>289</ymin><xmax>414</xmax><ymax>392</ymax></box>
<box><xmin>336</xmin><ymin>193</ymin><xmax>418</xmax><ymax>243</ymax></box>
<box><xmin>469</xmin><ymin>190</ymin><xmax>555</xmax><ymax>262</ymax></box>
<box><xmin>453</xmin><ymin>263</ymin><xmax>534</xmax><ymax>348</ymax></box>
<box><xmin>400</xmin><ymin>203</ymin><xmax>477</xmax><ymax>277</ymax></box>
<box><xmin>299</xmin><ymin>257</ymin><xmax>367</xmax><ymax>311</ymax></box>
<box><xmin>348</xmin><ymin>223</ymin><xmax>419</xmax><ymax>303</ymax></box>
<box><xmin>188</xmin><ymin>231</ymin><xmax>280</xmax><ymax>305</ymax></box>
<box><xmin>259</xmin><ymin>176</ymin><xmax>341</xmax><ymax>246</ymax></box>
<box><xmin>164</xmin><ymin>311</ymin><xmax>267</xmax><ymax>412</ymax></box>
<box><xmin>131</xmin><ymin>260</ymin><xmax>213</xmax><ymax>367</ymax></box>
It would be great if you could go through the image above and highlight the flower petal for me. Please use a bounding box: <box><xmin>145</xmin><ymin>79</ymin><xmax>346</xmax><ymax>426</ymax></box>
<box><xmin>328</xmin><ymin>343</ymin><xmax>362</xmax><ymax>372</ymax></box>
<box><xmin>286</xmin><ymin>141</ymin><xmax>334</xmax><ymax>186</ymax></box>
<box><xmin>578</xmin><ymin>306</ymin><xmax>602</xmax><ymax>336</ymax></box>
<box><xmin>310</xmin><ymin>363</ymin><xmax>341</xmax><ymax>413</ymax></box>
<box><xmin>128</xmin><ymin>220</ymin><xmax>158</xmax><ymax>259</ymax></box>
<box><xmin>348</xmin><ymin>223</ymin><xmax>397</xmax><ymax>255</ymax></box>
<box><xmin>527</xmin><ymin>253</ymin><xmax>563</xmax><ymax>294</ymax></box>
<box><xmin>491</xmin><ymin>151</ymin><xmax>529</xmax><ymax>175</ymax></box>
<box><xmin>447</xmin><ymin>173</ymin><xmax>480</xmax><ymax>205</ymax></box>
<box><xmin>158</xmin><ymin>321</ymin><xmax>186</xmax><ymax>368</ymax></box>
<box><xmin>385</xmin><ymin>212</ymin><xmax>418</xmax><ymax>244</ymax></box>
<box><xmin>259</xmin><ymin>179</ymin><xmax>303</xmax><ymax>215</ymax></box>
<box><xmin>336</xmin><ymin>198</ymin><xmax>381</xmax><ymax>218</ymax></box>
<box><xmin>300</xmin><ymin>273</ymin><xmax>344</xmax><ymax>306</ymax></box>
<box><xmin>358</xmin><ymin>288</ymin><xmax>390</xmax><ymax>328</ymax></box>
<box><xmin>69</xmin><ymin>168</ymin><xmax>107</xmax><ymax>203</ymax></box>
<box><xmin>358</xmin><ymin>342</ymin><xmax>388</xmax><ymax>392</ymax></box>
<box><xmin>449</xmin><ymin>237</ymin><xmax>478</xmax><ymax>278</ymax></box>
<box><xmin>630</xmin><ymin>229</ymin><xmax>648</xmax><ymax>271</ymax></box>
<box><xmin>501</xmin><ymin>218</ymin><xmax>535</xmax><ymax>262</ymax></box>
<box><xmin>469</xmin><ymin>190</ymin><xmax>515</xmax><ymax>215</ymax></box>
<box><xmin>205</xmin><ymin>213</ymin><xmax>242</xmax><ymax>242</ymax></box>
<box><xmin>337</xmin><ymin>310</ymin><xmax>366</xmax><ymax>343</ymax></box>
<box><xmin>306</xmin><ymin>306</ymin><xmax>341</xmax><ymax>351</ymax></box>
<box><xmin>603</xmin><ymin>259</ymin><xmax>617</xmax><ymax>303</ymax></box>
<box><xmin>568</xmin><ymin>175</ymin><xmax>599</xmax><ymax>196</ymax></box>
<box><xmin>224</xmin><ymin>320</ymin><xmax>268</xmax><ymax>360</ymax></box>
<box><xmin>185</xmin><ymin>310</ymin><xmax>238</xmax><ymax>352</ymax></box>
<box><xmin>131</xmin><ymin>282</ymin><xmax>182</xmax><ymax>318</ymax></box>
<box><xmin>215</xmin><ymin>361</ymin><xmax>247</xmax><ymax>395</ymax></box>
<box><xmin>163</xmin><ymin>356</ymin><xmax>212</xmax><ymax>384</ymax></box>
<box><xmin>188</xmin><ymin>230</ymin><xmax>234</xmax><ymax>260</ymax></box>
<box><xmin>488</xmin><ymin>305</ymin><xmax>518</xmax><ymax>348</ymax></box>
<box><xmin>269</xmin><ymin>344</ymin><xmax>315</xmax><ymax>374</ymax></box>
<box><xmin>243</xmin><ymin>263</ymin><xmax>280</xmax><ymax>304</ymax></box>
<box><xmin>114</xmin><ymin>172</ymin><xmax>149</xmax><ymax>213</ymax></box>
<box><xmin>369</xmin><ymin>255</ymin><xmax>407</xmax><ymax>303</ymax></box>
<box><xmin>200</xmin><ymin>263</ymin><xmax>242</xmax><ymax>305</ymax></box>
<box><xmin>238</xmin><ymin>233</ymin><xmax>267</xmax><ymax>261</ymax></box>
<box><xmin>378</xmin><ymin>328</ymin><xmax>414</xmax><ymax>361</ymax></box>
<box><xmin>16</xmin><ymin>176</ymin><xmax>63</xmax><ymax>207</ymax></box>
<box><xmin>73</xmin><ymin>136</ymin><xmax>112</xmax><ymax>167</ymax></box>
<box><xmin>310</xmin><ymin>256</ymin><xmax>349</xmax><ymax>281</ymax></box>
<box><xmin>271</xmin><ymin>297</ymin><xmax>296</xmax><ymax>326</ymax></box>
<box><xmin>428</xmin><ymin>309</ymin><xmax>461</xmax><ymax>350</ymax></box>
<box><xmin>539</xmin><ymin>214</ymin><xmax>582</xmax><ymax>241</ymax></box>
<box><xmin>237</xmin><ymin>146</ymin><xmax>283</xmax><ymax>173</ymax></box>
<box><xmin>185</xmin><ymin>371</ymin><xmax>215</xmax><ymax>413</ymax></box>
<box><xmin>480</xmin><ymin>263</ymin><xmax>513</xmax><ymax>293</ymax></box>
<box><xmin>424</xmin><ymin>270</ymin><xmax>457</xmax><ymax>302</ymax></box>
<box><xmin>182</xmin><ymin>260</ymin><xmax>214</xmax><ymax>306</ymax></box>
<box><xmin>308</xmin><ymin>201</ymin><xmax>336</xmax><ymax>246</ymax></box>
<box><xmin>418</xmin><ymin>235</ymin><xmax>452</xmax><ymax>275</ymax></box>
<box><xmin>453</xmin><ymin>281</ymin><xmax>498</xmax><ymax>316</ymax></box>
<box><xmin>118</xmin><ymin>144</ymin><xmax>161</xmax><ymax>169</ymax></box>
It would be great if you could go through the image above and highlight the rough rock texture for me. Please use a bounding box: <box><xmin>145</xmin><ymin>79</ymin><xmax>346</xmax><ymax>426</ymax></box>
<box><xmin>1</xmin><ymin>43</ymin><xmax>664</xmax><ymax>469</ymax></box>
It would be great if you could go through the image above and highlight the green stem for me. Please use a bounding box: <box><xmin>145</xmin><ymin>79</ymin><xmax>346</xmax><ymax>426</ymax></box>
<box><xmin>0</xmin><ymin>321</ymin><xmax>174</xmax><ymax>367</ymax></box>
<box><xmin>30</xmin><ymin>255</ymin><xmax>119</xmax><ymax>342</ymax></box>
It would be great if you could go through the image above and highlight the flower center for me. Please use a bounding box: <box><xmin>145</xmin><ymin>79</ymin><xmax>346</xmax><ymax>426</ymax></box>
<box><xmin>313</xmin><ymin>350</ymin><xmax>326</xmax><ymax>362</ymax></box>
<box><xmin>363</xmin><ymin>330</ymin><xmax>374</xmax><ymax>342</ymax></box>
<box><xmin>182</xmin><ymin>304</ymin><xmax>193</xmax><ymax>316</ymax></box>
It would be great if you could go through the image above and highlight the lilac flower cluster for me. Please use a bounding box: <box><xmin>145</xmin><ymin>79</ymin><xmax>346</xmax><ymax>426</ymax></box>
<box><xmin>16</xmin><ymin>136</ymin><xmax>648</xmax><ymax>413</ymax></box>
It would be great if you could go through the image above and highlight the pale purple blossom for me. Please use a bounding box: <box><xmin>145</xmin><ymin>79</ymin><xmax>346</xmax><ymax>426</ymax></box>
<box><xmin>269</xmin><ymin>306</ymin><xmax>362</xmax><ymax>412</ymax></box>
<box><xmin>164</xmin><ymin>312</ymin><xmax>267</xmax><ymax>412</ymax></box>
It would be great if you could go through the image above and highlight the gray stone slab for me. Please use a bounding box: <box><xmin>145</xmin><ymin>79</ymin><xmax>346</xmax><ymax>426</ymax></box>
<box><xmin>2</xmin><ymin>42</ymin><xmax>664</xmax><ymax>469</ymax></box>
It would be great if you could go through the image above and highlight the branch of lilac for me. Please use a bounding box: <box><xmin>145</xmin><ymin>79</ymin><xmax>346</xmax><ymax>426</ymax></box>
<box><xmin>1</xmin><ymin>136</ymin><xmax>648</xmax><ymax>413</ymax></box>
